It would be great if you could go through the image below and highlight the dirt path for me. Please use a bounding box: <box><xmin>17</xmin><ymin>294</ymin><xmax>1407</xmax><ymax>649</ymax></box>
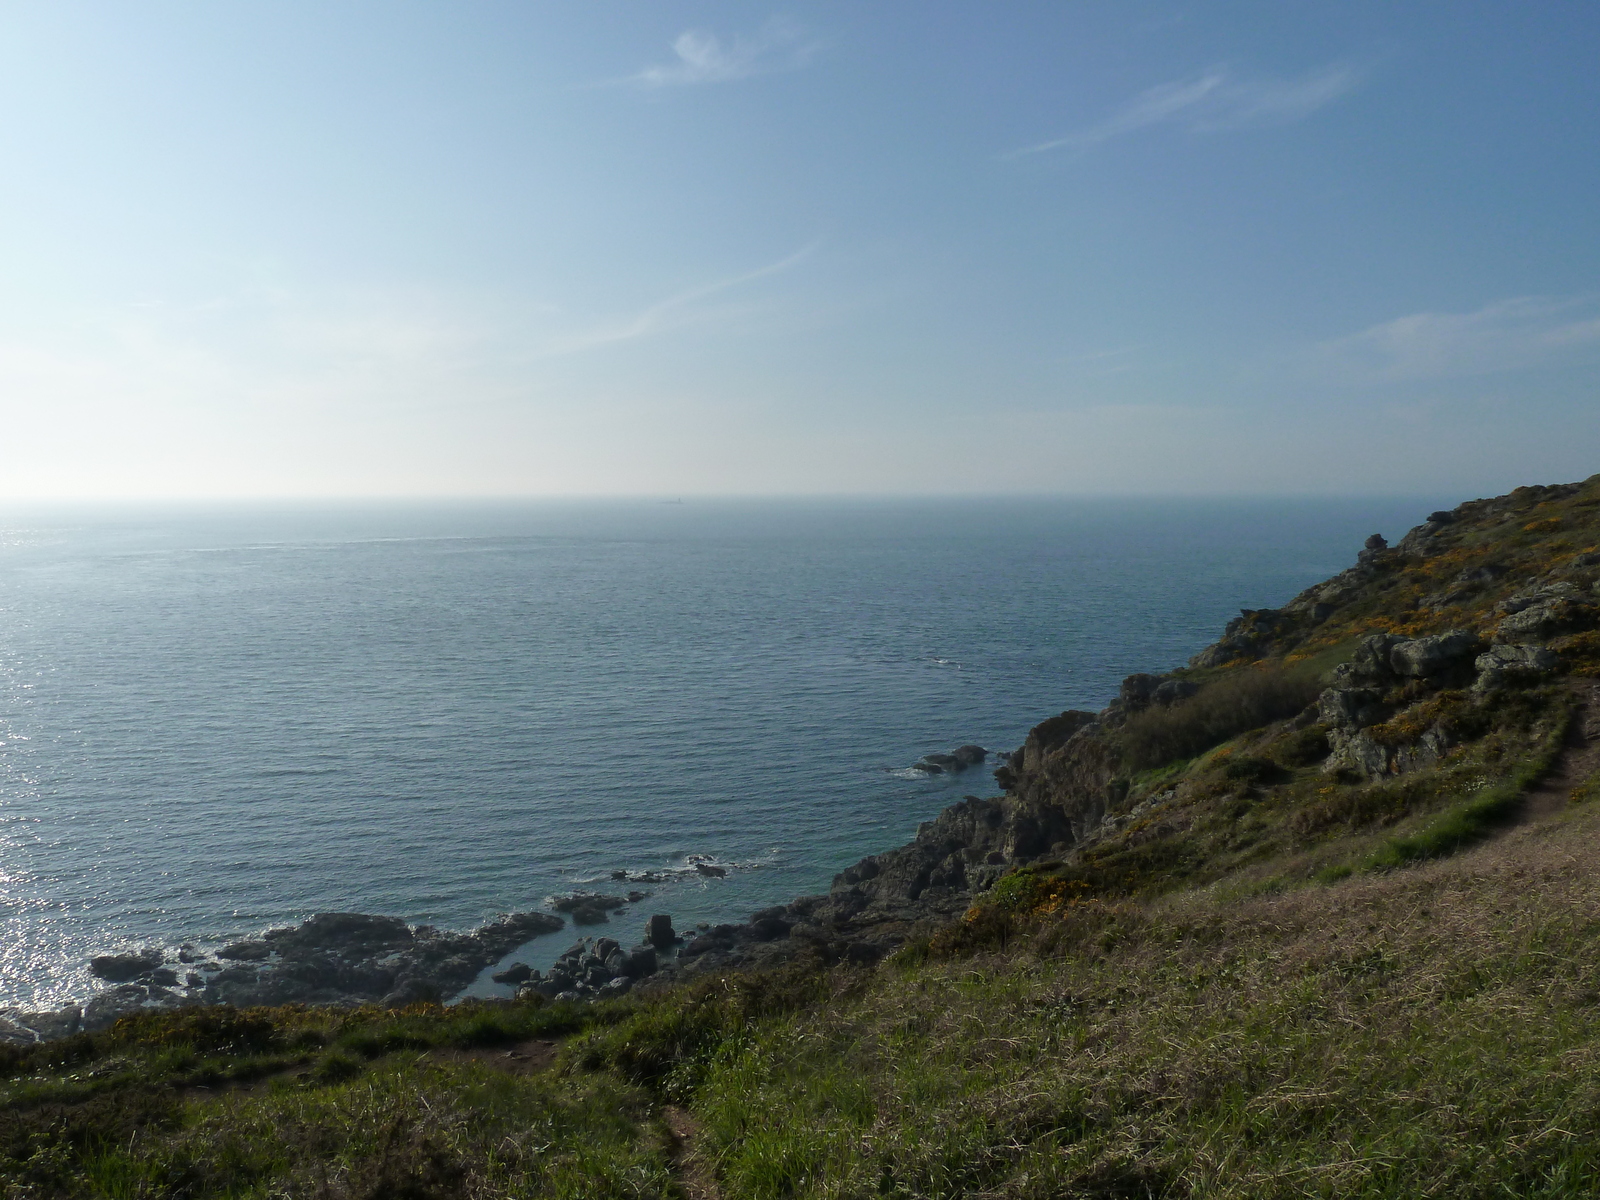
<box><xmin>1512</xmin><ymin>681</ymin><xmax>1600</xmax><ymax>824</ymax></box>
<box><xmin>662</xmin><ymin>1105</ymin><xmax>721</xmax><ymax>1200</ymax></box>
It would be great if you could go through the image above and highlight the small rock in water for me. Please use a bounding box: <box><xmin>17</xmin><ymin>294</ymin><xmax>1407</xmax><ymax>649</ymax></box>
<box><xmin>549</xmin><ymin>892</ymin><xmax>628</xmax><ymax>913</ymax></box>
<box><xmin>694</xmin><ymin>863</ymin><xmax>727</xmax><ymax>878</ymax></box>
<box><xmin>646</xmin><ymin>914</ymin><xmax>676</xmax><ymax>947</ymax></box>
<box><xmin>491</xmin><ymin>962</ymin><xmax>533</xmax><ymax>985</ymax></box>
<box><xmin>570</xmin><ymin>904</ymin><xmax>610</xmax><ymax>925</ymax></box>
<box><xmin>951</xmin><ymin>744</ymin><xmax>988</xmax><ymax>765</ymax></box>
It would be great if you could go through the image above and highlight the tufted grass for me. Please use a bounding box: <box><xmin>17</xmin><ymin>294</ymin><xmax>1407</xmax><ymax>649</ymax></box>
<box><xmin>682</xmin><ymin>804</ymin><xmax>1600</xmax><ymax>1198</ymax></box>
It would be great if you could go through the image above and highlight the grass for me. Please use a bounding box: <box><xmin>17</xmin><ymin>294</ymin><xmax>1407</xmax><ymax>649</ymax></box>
<box><xmin>674</xmin><ymin>807</ymin><xmax>1600</xmax><ymax>1198</ymax></box>
<box><xmin>1118</xmin><ymin>666</ymin><xmax>1323</xmax><ymax>772</ymax></box>
<box><xmin>1359</xmin><ymin>696</ymin><xmax>1573</xmax><ymax>870</ymax></box>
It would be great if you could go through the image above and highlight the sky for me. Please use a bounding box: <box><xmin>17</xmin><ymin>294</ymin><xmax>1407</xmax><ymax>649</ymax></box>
<box><xmin>0</xmin><ymin>1</ymin><xmax>1597</xmax><ymax>499</ymax></box>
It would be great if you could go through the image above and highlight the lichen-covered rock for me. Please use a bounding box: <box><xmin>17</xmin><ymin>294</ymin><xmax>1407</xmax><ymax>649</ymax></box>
<box><xmin>1474</xmin><ymin>643</ymin><xmax>1559</xmax><ymax>691</ymax></box>
<box><xmin>1389</xmin><ymin>629</ymin><xmax>1480</xmax><ymax>677</ymax></box>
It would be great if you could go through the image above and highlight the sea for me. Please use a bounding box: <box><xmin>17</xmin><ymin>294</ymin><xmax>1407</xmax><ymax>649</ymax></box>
<box><xmin>0</xmin><ymin>496</ymin><xmax>1454</xmax><ymax>1009</ymax></box>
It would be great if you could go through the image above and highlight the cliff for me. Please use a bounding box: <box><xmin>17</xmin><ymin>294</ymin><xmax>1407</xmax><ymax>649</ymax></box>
<box><xmin>653</xmin><ymin>475</ymin><xmax>1600</xmax><ymax>981</ymax></box>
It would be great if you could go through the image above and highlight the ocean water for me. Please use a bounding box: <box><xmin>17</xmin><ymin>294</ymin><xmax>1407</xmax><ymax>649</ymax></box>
<box><xmin>0</xmin><ymin>496</ymin><xmax>1451</xmax><ymax>1008</ymax></box>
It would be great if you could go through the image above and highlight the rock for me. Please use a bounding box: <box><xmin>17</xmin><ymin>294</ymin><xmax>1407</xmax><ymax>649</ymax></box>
<box><xmin>646</xmin><ymin>914</ymin><xmax>676</xmax><ymax>948</ymax></box>
<box><xmin>1117</xmin><ymin>674</ymin><xmax>1162</xmax><ymax>709</ymax></box>
<box><xmin>19</xmin><ymin>1006</ymin><xmax>81</xmax><ymax>1041</ymax></box>
<box><xmin>570</xmin><ymin>904</ymin><xmax>610</xmax><ymax>925</ymax></box>
<box><xmin>83</xmin><ymin>984</ymin><xmax>183</xmax><ymax>1031</ymax></box>
<box><xmin>1389</xmin><ymin>629</ymin><xmax>1479</xmax><ymax>677</ymax></box>
<box><xmin>555</xmin><ymin>990</ymin><xmax>584</xmax><ymax>1004</ymax></box>
<box><xmin>625</xmin><ymin>946</ymin><xmax>658</xmax><ymax>977</ymax></box>
<box><xmin>380</xmin><ymin>977</ymin><xmax>442</xmax><ymax>1007</ymax></box>
<box><xmin>264</xmin><ymin>913</ymin><xmax>413</xmax><ymax>955</ymax></box>
<box><xmin>1151</xmin><ymin>680</ymin><xmax>1200</xmax><ymax>706</ymax></box>
<box><xmin>749</xmin><ymin>917</ymin><xmax>791</xmax><ymax>941</ymax></box>
<box><xmin>694</xmin><ymin>863</ymin><xmax>727</xmax><ymax>878</ymax></box>
<box><xmin>596</xmin><ymin>976</ymin><xmax>633</xmax><ymax>999</ymax></box>
<box><xmin>626</xmin><ymin>890</ymin><xmax>651</xmax><ymax>903</ymax></box>
<box><xmin>1475</xmin><ymin>643</ymin><xmax>1559</xmax><ymax>691</ymax></box>
<box><xmin>910</xmin><ymin>761</ymin><xmax>944</xmax><ymax>774</ymax></box>
<box><xmin>550</xmin><ymin>892</ymin><xmax>629</xmax><ymax>913</ymax></box>
<box><xmin>217</xmin><ymin>941</ymin><xmax>272</xmax><ymax>962</ymax></box>
<box><xmin>951</xmin><ymin>744</ymin><xmax>988</xmax><ymax>765</ymax></box>
<box><xmin>147</xmin><ymin>968</ymin><xmax>180</xmax><ymax>987</ymax></box>
<box><xmin>1319</xmin><ymin>687</ymin><xmax>1387</xmax><ymax>731</ymax></box>
<box><xmin>89</xmin><ymin>948</ymin><xmax>164</xmax><ymax>982</ymax></box>
<box><xmin>0</xmin><ymin>1018</ymin><xmax>36</xmax><ymax>1047</ymax></box>
<box><xmin>593</xmin><ymin>937</ymin><xmax>620</xmax><ymax>959</ymax></box>
<box><xmin>491</xmin><ymin>962</ymin><xmax>533</xmax><ymax>985</ymax></box>
<box><xmin>917</xmin><ymin>753</ymin><xmax>962</xmax><ymax>772</ymax></box>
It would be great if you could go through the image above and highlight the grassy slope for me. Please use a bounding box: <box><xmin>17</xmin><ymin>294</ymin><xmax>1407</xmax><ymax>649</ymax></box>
<box><xmin>7</xmin><ymin>477</ymin><xmax>1600</xmax><ymax>1197</ymax></box>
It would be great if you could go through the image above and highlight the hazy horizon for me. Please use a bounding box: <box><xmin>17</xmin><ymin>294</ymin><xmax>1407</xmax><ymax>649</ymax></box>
<box><xmin>1</xmin><ymin>3</ymin><xmax>1596</xmax><ymax>500</ymax></box>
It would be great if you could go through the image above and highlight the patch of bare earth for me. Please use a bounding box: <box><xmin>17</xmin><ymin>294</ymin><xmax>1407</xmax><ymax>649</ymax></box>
<box><xmin>426</xmin><ymin>1037</ymin><xmax>563</xmax><ymax>1076</ymax></box>
<box><xmin>663</xmin><ymin>1104</ymin><xmax>721</xmax><ymax>1200</ymax></box>
<box><xmin>1511</xmin><ymin>681</ymin><xmax>1600</xmax><ymax>825</ymax></box>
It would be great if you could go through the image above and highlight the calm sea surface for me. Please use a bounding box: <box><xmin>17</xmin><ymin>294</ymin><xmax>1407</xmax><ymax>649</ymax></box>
<box><xmin>0</xmin><ymin>497</ymin><xmax>1451</xmax><ymax>1007</ymax></box>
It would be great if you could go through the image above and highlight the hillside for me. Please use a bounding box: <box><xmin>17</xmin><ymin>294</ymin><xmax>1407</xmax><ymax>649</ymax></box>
<box><xmin>4</xmin><ymin>475</ymin><xmax>1600</xmax><ymax>1198</ymax></box>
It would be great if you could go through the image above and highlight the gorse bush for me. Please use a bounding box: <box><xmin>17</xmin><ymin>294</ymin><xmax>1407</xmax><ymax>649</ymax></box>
<box><xmin>1119</xmin><ymin>667</ymin><xmax>1322</xmax><ymax>772</ymax></box>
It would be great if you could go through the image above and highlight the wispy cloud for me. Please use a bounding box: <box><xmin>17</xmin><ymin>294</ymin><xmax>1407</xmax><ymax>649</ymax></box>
<box><xmin>1005</xmin><ymin>61</ymin><xmax>1361</xmax><ymax>157</ymax></box>
<box><xmin>1311</xmin><ymin>296</ymin><xmax>1600</xmax><ymax>381</ymax></box>
<box><xmin>626</xmin><ymin>20</ymin><xmax>818</xmax><ymax>88</ymax></box>
<box><xmin>542</xmin><ymin>241</ymin><xmax>821</xmax><ymax>356</ymax></box>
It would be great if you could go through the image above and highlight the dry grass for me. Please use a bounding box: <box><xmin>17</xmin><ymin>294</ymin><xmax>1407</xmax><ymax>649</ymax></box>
<box><xmin>685</xmin><ymin>804</ymin><xmax>1600</xmax><ymax>1197</ymax></box>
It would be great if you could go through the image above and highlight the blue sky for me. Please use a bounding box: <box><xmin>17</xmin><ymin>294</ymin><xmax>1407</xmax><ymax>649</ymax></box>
<box><xmin>0</xmin><ymin>2</ymin><xmax>1596</xmax><ymax>498</ymax></box>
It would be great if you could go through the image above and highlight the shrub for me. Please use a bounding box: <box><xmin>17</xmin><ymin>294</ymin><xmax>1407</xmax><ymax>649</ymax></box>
<box><xmin>1120</xmin><ymin>667</ymin><xmax>1322</xmax><ymax>772</ymax></box>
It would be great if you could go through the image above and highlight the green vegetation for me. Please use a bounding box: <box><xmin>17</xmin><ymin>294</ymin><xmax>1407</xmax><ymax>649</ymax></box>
<box><xmin>1118</xmin><ymin>666</ymin><xmax>1323</xmax><ymax>772</ymax></box>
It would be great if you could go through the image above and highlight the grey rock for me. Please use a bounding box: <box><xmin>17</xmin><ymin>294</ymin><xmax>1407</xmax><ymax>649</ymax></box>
<box><xmin>217</xmin><ymin>940</ymin><xmax>272</xmax><ymax>962</ymax></box>
<box><xmin>491</xmin><ymin>962</ymin><xmax>533</xmax><ymax>985</ymax></box>
<box><xmin>693</xmin><ymin>862</ymin><xmax>727</xmax><ymax>878</ymax></box>
<box><xmin>19</xmin><ymin>1006</ymin><xmax>82</xmax><ymax>1041</ymax></box>
<box><xmin>596</xmin><ymin>976</ymin><xmax>633</xmax><ymax>999</ymax></box>
<box><xmin>951</xmin><ymin>744</ymin><xmax>988</xmax><ymax>765</ymax></box>
<box><xmin>550</xmin><ymin>892</ymin><xmax>628</xmax><ymax>913</ymax></box>
<box><xmin>1475</xmin><ymin>643</ymin><xmax>1559</xmax><ymax>691</ymax></box>
<box><xmin>625</xmin><ymin>946</ymin><xmax>658</xmax><ymax>977</ymax></box>
<box><xmin>646</xmin><ymin>914</ymin><xmax>676</xmax><ymax>947</ymax></box>
<box><xmin>1389</xmin><ymin>629</ymin><xmax>1479</xmax><ymax>677</ymax></box>
<box><xmin>1151</xmin><ymin>679</ymin><xmax>1200</xmax><ymax>706</ymax></box>
<box><xmin>83</xmin><ymin>984</ymin><xmax>183</xmax><ymax>1031</ymax></box>
<box><xmin>89</xmin><ymin>948</ymin><xmax>164</xmax><ymax>982</ymax></box>
<box><xmin>1318</xmin><ymin>687</ymin><xmax>1387</xmax><ymax>732</ymax></box>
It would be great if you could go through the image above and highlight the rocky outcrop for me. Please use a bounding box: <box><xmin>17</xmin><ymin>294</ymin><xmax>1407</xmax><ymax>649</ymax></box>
<box><xmin>78</xmin><ymin>910</ymin><xmax>566</xmax><ymax>1027</ymax></box>
<box><xmin>910</xmin><ymin>744</ymin><xmax>989</xmax><ymax>774</ymax></box>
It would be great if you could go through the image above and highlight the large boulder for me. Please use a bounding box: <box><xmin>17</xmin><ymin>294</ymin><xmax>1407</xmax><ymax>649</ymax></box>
<box><xmin>1389</xmin><ymin>629</ymin><xmax>1480</xmax><ymax>677</ymax></box>
<box><xmin>1475</xmin><ymin>643</ymin><xmax>1559</xmax><ymax>691</ymax></box>
<box><xmin>646</xmin><ymin>914</ymin><xmax>676</xmax><ymax>948</ymax></box>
